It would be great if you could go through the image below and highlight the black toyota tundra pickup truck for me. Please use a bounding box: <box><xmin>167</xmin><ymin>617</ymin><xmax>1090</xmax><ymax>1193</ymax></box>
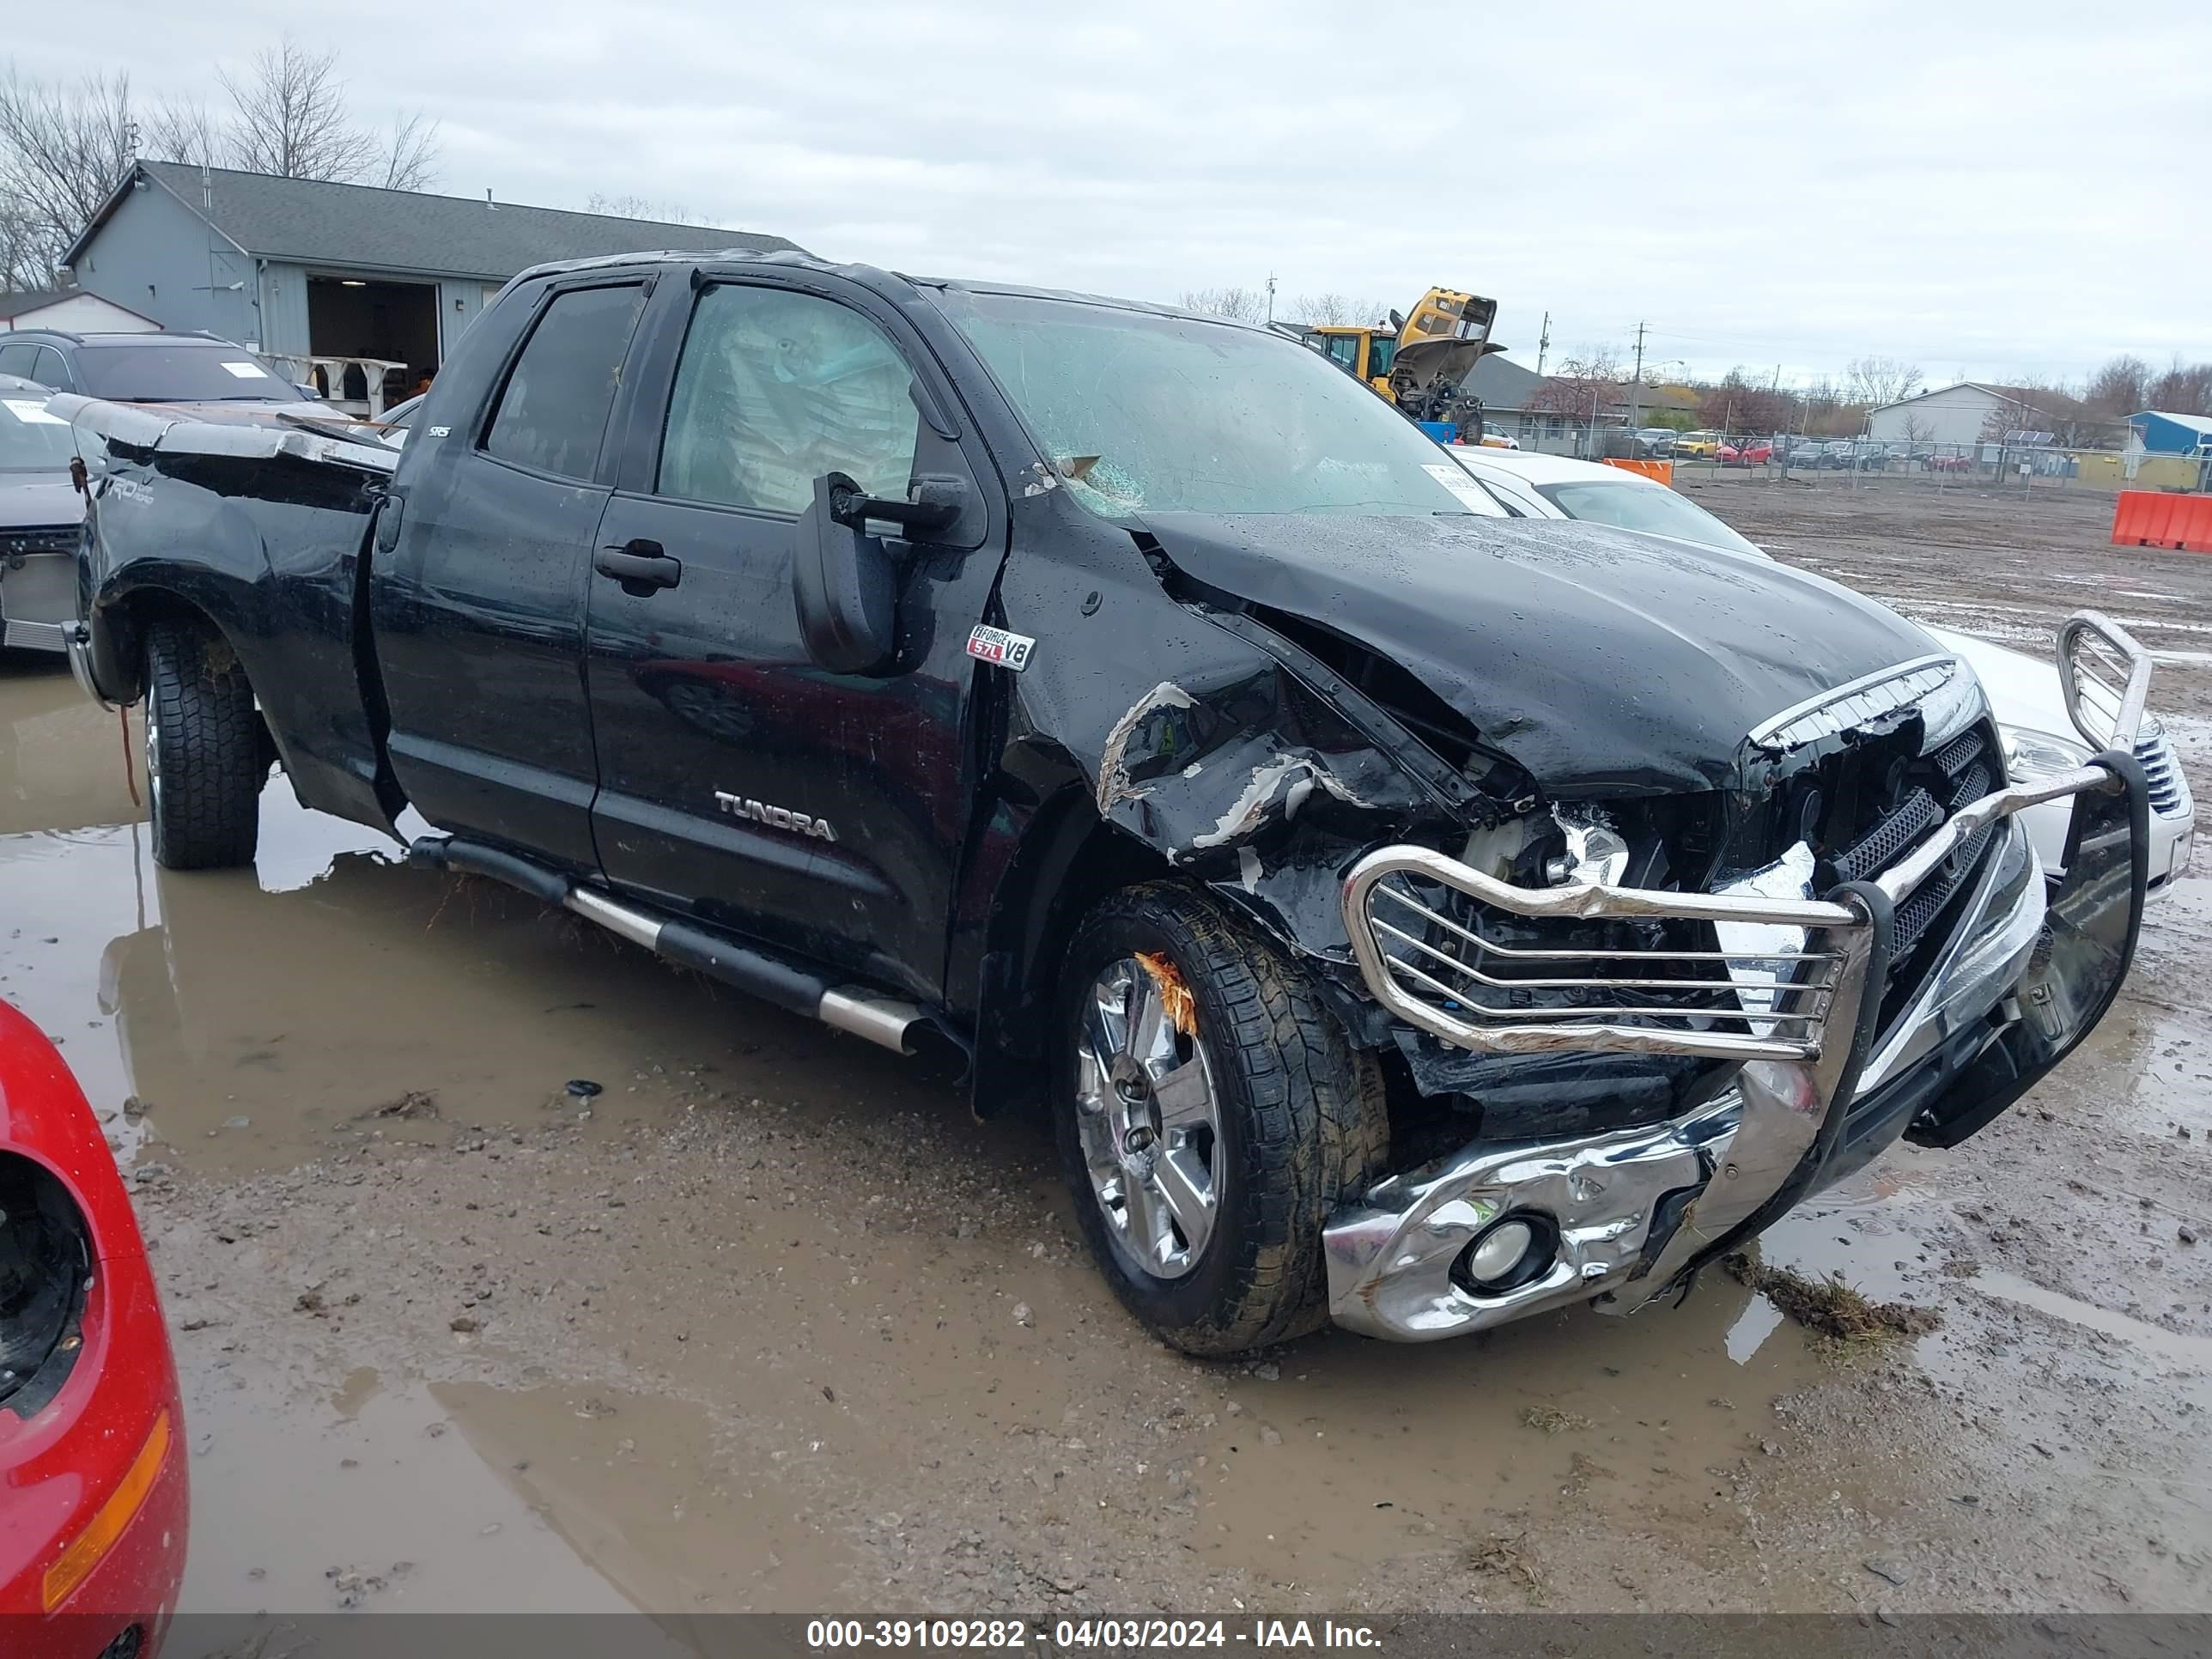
<box><xmin>58</xmin><ymin>252</ymin><xmax>2155</xmax><ymax>1354</ymax></box>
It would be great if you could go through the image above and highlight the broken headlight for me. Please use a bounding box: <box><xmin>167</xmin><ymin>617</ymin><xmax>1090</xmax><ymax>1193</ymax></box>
<box><xmin>2000</xmin><ymin>724</ymin><xmax>2093</xmax><ymax>786</ymax></box>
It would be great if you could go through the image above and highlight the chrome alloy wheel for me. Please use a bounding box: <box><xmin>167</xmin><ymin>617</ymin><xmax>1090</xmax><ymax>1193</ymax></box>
<box><xmin>143</xmin><ymin>692</ymin><xmax>161</xmax><ymax>819</ymax></box>
<box><xmin>1074</xmin><ymin>957</ymin><xmax>1221</xmax><ymax>1279</ymax></box>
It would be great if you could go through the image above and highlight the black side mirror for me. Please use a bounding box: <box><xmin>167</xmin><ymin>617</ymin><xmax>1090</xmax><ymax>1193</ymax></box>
<box><xmin>793</xmin><ymin>471</ymin><xmax>901</xmax><ymax>676</ymax></box>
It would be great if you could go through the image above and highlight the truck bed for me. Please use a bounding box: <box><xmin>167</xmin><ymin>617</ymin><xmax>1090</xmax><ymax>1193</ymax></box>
<box><xmin>57</xmin><ymin>394</ymin><xmax>406</xmax><ymax>836</ymax></box>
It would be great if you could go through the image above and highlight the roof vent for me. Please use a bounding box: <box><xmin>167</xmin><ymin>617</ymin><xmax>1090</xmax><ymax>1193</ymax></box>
<box><xmin>485</xmin><ymin>188</ymin><xmax>497</xmax><ymax>211</ymax></box>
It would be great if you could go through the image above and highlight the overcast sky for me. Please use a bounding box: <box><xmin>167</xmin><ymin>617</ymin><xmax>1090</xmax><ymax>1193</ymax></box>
<box><xmin>18</xmin><ymin>1</ymin><xmax>2210</xmax><ymax>386</ymax></box>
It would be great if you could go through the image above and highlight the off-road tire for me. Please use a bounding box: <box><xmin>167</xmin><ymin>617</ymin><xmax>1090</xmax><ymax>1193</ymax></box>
<box><xmin>1055</xmin><ymin>881</ymin><xmax>1389</xmax><ymax>1355</ymax></box>
<box><xmin>143</xmin><ymin>617</ymin><xmax>263</xmax><ymax>870</ymax></box>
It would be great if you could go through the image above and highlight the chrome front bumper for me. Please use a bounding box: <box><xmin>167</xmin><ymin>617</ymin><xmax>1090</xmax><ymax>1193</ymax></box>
<box><xmin>1322</xmin><ymin>612</ymin><xmax>2156</xmax><ymax>1343</ymax></box>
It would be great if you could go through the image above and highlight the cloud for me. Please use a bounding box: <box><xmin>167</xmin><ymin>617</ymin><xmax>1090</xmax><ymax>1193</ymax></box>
<box><xmin>16</xmin><ymin>0</ymin><xmax>2209</xmax><ymax>382</ymax></box>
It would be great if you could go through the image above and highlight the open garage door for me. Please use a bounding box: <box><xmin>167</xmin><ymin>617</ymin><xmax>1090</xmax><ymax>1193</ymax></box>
<box><xmin>306</xmin><ymin>276</ymin><xmax>440</xmax><ymax>412</ymax></box>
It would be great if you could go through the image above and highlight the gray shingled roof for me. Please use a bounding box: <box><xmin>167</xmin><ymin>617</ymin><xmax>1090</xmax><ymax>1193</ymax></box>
<box><xmin>1466</xmin><ymin>352</ymin><xmax>1541</xmax><ymax>412</ymax></box>
<box><xmin>94</xmin><ymin>162</ymin><xmax>799</xmax><ymax>280</ymax></box>
<box><xmin>0</xmin><ymin>287</ymin><xmax>87</xmax><ymax>317</ymax></box>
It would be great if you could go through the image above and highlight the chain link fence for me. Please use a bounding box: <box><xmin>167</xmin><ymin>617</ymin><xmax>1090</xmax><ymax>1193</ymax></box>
<box><xmin>1483</xmin><ymin>412</ymin><xmax>2212</xmax><ymax>496</ymax></box>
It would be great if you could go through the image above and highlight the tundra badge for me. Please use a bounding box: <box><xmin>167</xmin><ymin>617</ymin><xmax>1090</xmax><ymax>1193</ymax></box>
<box><xmin>965</xmin><ymin>624</ymin><xmax>1036</xmax><ymax>672</ymax></box>
<box><xmin>714</xmin><ymin>792</ymin><xmax>836</xmax><ymax>842</ymax></box>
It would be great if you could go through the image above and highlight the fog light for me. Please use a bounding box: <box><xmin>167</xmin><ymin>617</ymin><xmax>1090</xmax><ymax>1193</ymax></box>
<box><xmin>1452</xmin><ymin>1213</ymin><xmax>1559</xmax><ymax>1297</ymax></box>
<box><xmin>1468</xmin><ymin>1219</ymin><xmax>1534</xmax><ymax>1284</ymax></box>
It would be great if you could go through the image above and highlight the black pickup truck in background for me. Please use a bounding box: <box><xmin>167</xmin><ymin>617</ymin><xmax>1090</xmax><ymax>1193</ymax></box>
<box><xmin>58</xmin><ymin>252</ymin><xmax>2155</xmax><ymax>1354</ymax></box>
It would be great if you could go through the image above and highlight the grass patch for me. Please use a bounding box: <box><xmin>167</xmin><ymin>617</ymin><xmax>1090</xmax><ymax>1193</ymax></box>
<box><xmin>1518</xmin><ymin>1404</ymin><xmax>1591</xmax><ymax>1434</ymax></box>
<box><xmin>1465</xmin><ymin>1533</ymin><xmax>1544</xmax><ymax>1602</ymax></box>
<box><xmin>1723</xmin><ymin>1252</ymin><xmax>1940</xmax><ymax>1340</ymax></box>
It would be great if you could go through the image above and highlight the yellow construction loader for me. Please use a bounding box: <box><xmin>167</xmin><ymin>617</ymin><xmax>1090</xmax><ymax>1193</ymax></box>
<box><xmin>1283</xmin><ymin>289</ymin><xmax>1504</xmax><ymax>438</ymax></box>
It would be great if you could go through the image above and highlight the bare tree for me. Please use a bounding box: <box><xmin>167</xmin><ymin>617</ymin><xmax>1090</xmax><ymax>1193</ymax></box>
<box><xmin>1843</xmin><ymin>355</ymin><xmax>1923</xmax><ymax>409</ymax></box>
<box><xmin>375</xmin><ymin>108</ymin><xmax>441</xmax><ymax>191</ymax></box>
<box><xmin>2143</xmin><ymin>358</ymin><xmax>2212</xmax><ymax>417</ymax></box>
<box><xmin>1696</xmin><ymin>367</ymin><xmax>1791</xmax><ymax>434</ymax></box>
<box><xmin>583</xmin><ymin>191</ymin><xmax>700</xmax><ymax>224</ymax></box>
<box><xmin>1972</xmin><ymin>379</ymin><xmax>2111</xmax><ymax>447</ymax></box>
<box><xmin>218</xmin><ymin>37</ymin><xmax>374</xmax><ymax>181</ymax></box>
<box><xmin>142</xmin><ymin>95</ymin><xmax>222</xmax><ymax>167</ymax></box>
<box><xmin>2084</xmin><ymin>353</ymin><xmax>2150</xmax><ymax>416</ymax></box>
<box><xmin>1796</xmin><ymin>374</ymin><xmax>1857</xmax><ymax>436</ymax></box>
<box><xmin>1177</xmin><ymin>286</ymin><xmax>1268</xmax><ymax>325</ymax></box>
<box><xmin>1287</xmin><ymin>292</ymin><xmax>1389</xmax><ymax>327</ymax></box>
<box><xmin>0</xmin><ymin>65</ymin><xmax>137</xmax><ymax>288</ymax></box>
<box><xmin>1527</xmin><ymin>350</ymin><xmax>1626</xmax><ymax>418</ymax></box>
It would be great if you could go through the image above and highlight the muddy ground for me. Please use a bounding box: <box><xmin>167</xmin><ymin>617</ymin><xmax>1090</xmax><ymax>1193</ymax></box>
<box><xmin>2</xmin><ymin>477</ymin><xmax>2207</xmax><ymax>1619</ymax></box>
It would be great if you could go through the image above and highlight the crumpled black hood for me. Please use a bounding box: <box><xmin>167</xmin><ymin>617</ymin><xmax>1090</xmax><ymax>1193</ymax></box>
<box><xmin>1136</xmin><ymin>511</ymin><xmax>1943</xmax><ymax>796</ymax></box>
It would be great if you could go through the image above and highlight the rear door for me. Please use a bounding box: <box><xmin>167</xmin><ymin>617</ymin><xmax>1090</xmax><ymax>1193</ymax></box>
<box><xmin>581</xmin><ymin>271</ymin><xmax>1001</xmax><ymax>999</ymax></box>
<box><xmin>371</xmin><ymin>276</ymin><xmax>650</xmax><ymax>870</ymax></box>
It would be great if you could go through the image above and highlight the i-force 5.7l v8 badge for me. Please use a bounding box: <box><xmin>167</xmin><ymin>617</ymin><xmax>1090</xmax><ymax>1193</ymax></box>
<box><xmin>965</xmin><ymin>624</ymin><xmax>1036</xmax><ymax>672</ymax></box>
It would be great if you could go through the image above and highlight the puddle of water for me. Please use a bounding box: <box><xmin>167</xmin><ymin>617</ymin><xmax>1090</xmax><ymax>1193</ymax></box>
<box><xmin>0</xmin><ymin>708</ymin><xmax>923</xmax><ymax>1176</ymax></box>
<box><xmin>178</xmin><ymin>1359</ymin><xmax>845</xmax><ymax>1613</ymax></box>
<box><xmin>180</xmin><ymin>1366</ymin><xmax>635</xmax><ymax>1613</ymax></box>
<box><xmin>2062</xmin><ymin>994</ymin><xmax>2212</xmax><ymax>1142</ymax></box>
<box><xmin>0</xmin><ymin>664</ymin><xmax>141</xmax><ymax>835</ymax></box>
<box><xmin>437</xmin><ymin>1380</ymin><xmax>850</xmax><ymax>1612</ymax></box>
<box><xmin>1183</xmin><ymin>1272</ymin><xmax>1831</xmax><ymax>1589</ymax></box>
<box><xmin>1974</xmin><ymin>1272</ymin><xmax>2212</xmax><ymax>1370</ymax></box>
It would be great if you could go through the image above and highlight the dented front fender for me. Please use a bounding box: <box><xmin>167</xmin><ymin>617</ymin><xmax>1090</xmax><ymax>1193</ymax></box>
<box><xmin>983</xmin><ymin>495</ymin><xmax>1469</xmax><ymax>972</ymax></box>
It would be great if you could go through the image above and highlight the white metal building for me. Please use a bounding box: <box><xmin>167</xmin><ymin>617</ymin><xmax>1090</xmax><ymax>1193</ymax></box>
<box><xmin>61</xmin><ymin>163</ymin><xmax>798</xmax><ymax>392</ymax></box>
<box><xmin>1864</xmin><ymin>383</ymin><xmax>2056</xmax><ymax>446</ymax></box>
<box><xmin>0</xmin><ymin>287</ymin><xmax>159</xmax><ymax>332</ymax></box>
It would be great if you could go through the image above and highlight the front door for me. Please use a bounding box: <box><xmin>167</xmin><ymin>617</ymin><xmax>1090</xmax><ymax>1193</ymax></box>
<box><xmin>372</xmin><ymin>278</ymin><xmax>649</xmax><ymax>870</ymax></box>
<box><xmin>582</xmin><ymin>275</ymin><xmax>1000</xmax><ymax>1000</ymax></box>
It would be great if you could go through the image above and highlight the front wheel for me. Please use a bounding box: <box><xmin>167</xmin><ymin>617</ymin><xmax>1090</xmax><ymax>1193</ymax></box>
<box><xmin>1055</xmin><ymin>882</ymin><xmax>1389</xmax><ymax>1356</ymax></box>
<box><xmin>143</xmin><ymin>617</ymin><xmax>264</xmax><ymax>870</ymax></box>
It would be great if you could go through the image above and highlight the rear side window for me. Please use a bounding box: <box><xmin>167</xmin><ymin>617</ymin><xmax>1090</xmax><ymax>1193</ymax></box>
<box><xmin>484</xmin><ymin>283</ymin><xmax>647</xmax><ymax>481</ymax></box>
<box><xmin>34</xmin><ymin>347</ymin><xmax>71</xmax><ymax>389</ymax></box>
<box><xmin>0</xmin><ymin>343</ymin><xmax>40</xmax><ymax>380</ymax></box>
<box><xmin>656</xmin><ymin>285</ymin><xmax>919</xmax><ymax>514</ymax></box>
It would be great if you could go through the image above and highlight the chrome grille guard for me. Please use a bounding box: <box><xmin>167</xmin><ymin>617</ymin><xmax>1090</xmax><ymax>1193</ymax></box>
<box><xmin>1329</xmin><ymin>611</ymin><xmax>2154</xmax><ymax>1330</ymax></box>
<box><xmin>2057</xmin><ymin>610</ymin><xmax>2152</xmax><ymax>754</ymax></box>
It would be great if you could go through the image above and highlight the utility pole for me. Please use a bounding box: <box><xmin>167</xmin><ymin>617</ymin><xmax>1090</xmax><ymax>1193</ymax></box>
<box><xmin>1535</xmin><ymin>311</ymin><xmax>1552</xmax><ymax>378</ymax></box>
<box><xmin>1626</xmin><ymin>320</ymin><xmax>1647</xmax><ymax>438</ymax></box>
<box><xmin>1264</xmin><ymin>274</ymin><xmax>1276</xmax><ymax>325</ymax></box>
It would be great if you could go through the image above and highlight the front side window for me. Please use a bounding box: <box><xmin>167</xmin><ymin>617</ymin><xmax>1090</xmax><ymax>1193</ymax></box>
<box><xmin>943</xmin><ymin>293</ymin><xmax>1486</xmax><ymax>519</ymax></box>
<box><xmin>1323</xmin><ymin>334</ymin><xmax>1361</xmax><ymax>372</ymax></box>
<box><xmin>657</xmin><ymin>286</ymin><xmax>920</xmax><ymax>514</ymax></box>
<box><xmin>0</xmin><ymin>343</ymin><xmax>41</xmax><ymax>380</ymax></box>
<box><xmin>483</xmin><ymin>283</ymin><xmax>647</xmax><ymax>481</ymax></box>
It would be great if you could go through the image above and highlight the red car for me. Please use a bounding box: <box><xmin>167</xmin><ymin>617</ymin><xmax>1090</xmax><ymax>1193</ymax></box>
<box><xmin>0</xmin><ymin>1000</ymin><xmax>186</xmax><ymax>1656</ymax></box>
<box><xmin>1719</xmin><ymin>439</ymin><xmax>1773</xmax><ymax>466</ymax></box>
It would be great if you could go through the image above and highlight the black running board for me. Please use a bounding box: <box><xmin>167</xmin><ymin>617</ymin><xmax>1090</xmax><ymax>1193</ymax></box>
<box><xmin>409</xmin><ymin>836</ymin><xmax>925</xmax><ymax>1054</ymax></box>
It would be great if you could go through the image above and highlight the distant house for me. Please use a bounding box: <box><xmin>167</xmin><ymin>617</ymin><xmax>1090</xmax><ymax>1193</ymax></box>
<box><xmin>1864</xmin><ymin>381</ymin><xmax>2113</xmax><ymax>447</ymax></box>
<box><xmin>61</xmin><ymin>161</ymin><xmax>800</xmax><ymax>391</ymax></box>
<box><xmin>0</xmin><ymin>287</ymin><xmax>159</xmax><ymax>333</ymax></box>
<box><xmin>1511</xmin><ymin>376</ymin><xmax>1698</xmax><ymax>451</ymax></box>
<box><xmin>1466</xmin><ymin>354</ymin><xmax>1542</xmax><ymax>436</ymax></box>
<box><xmin>2127</xmin><ymin>410</ymin><xmax>2212</xmax><ymax>455</ymax></box>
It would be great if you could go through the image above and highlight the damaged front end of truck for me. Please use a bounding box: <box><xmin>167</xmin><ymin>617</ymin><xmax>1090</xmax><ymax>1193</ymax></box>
<box><xmin>993</xmin><ymin>496</ymin><xmax>2153</xmax><ymax>1344</ymax></box>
